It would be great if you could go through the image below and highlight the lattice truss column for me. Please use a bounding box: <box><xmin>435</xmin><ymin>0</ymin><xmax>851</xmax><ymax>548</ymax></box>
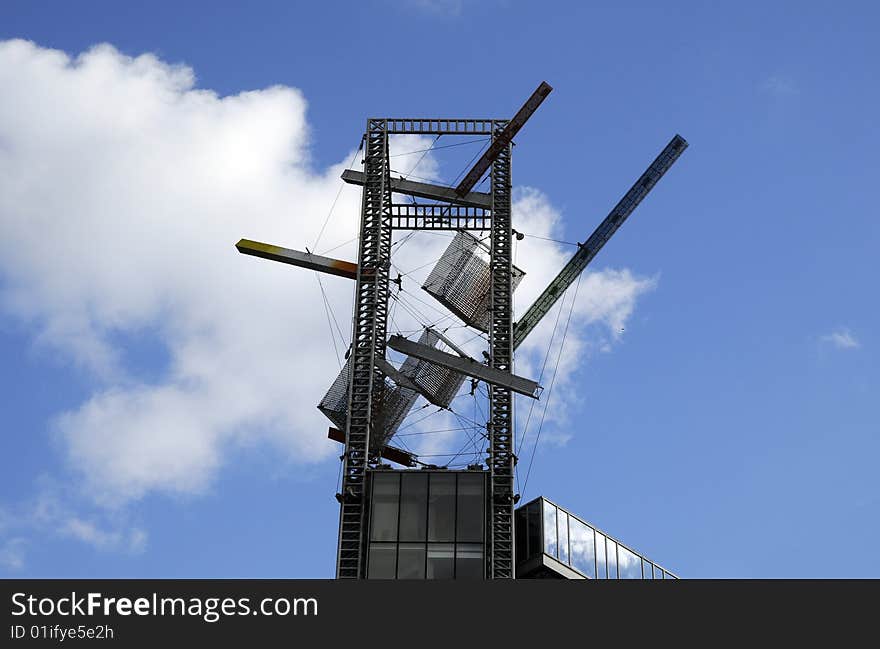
<box><xmin>488</xmin><ymin>120</ymin><xmax>516</xmax><ymax>579</ymax></box>
<box><xmin>336</xmin><ymin>119</ymin><xmax>393</xmax><ymax>579</ymax></box>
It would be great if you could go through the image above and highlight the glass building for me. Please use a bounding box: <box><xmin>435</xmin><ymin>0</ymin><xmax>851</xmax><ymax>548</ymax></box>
<box><xmin>365</xmin><ymin>470</ymin><xmax>676</xmax><ymax>580</ymax></box>
<box><xmin>366</xmin><ymin>469</ymin><xmax>486</xmax><ymax>579</ymax></box>
<box><xmin>515</xmin><ymin>497</ymin><xmax>677</xmax><ymax>579</ymax></box>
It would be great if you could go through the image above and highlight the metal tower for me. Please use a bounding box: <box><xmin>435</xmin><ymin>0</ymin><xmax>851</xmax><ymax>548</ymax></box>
<box><xmin>236</xmin><ymin>82</ymin><xmax>687</xmax><ymax>579</ymax></box>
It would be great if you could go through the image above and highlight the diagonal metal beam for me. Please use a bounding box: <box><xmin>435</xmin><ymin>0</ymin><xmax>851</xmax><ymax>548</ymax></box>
<box><xmin>387</xmin><ymin>334</ymin><xmax>540</xmax><ymax>399</ymax></box>
<box><xmin>342</xmin><ymin>169</ymin><xmax>491</xmax><ymax>209</ymax></box>
<box><xmin>513</xmin><ymin>134</ymin><xmax>688</xmax><ymax>349</ymax></box>
<box><xmin>236</xmin><ymin>239</ymin><xmax>358</xmax><ymax>280</ymax></box>
<box><xmin>454</xmin><ymin>81</ymin><xmax>553</xmax><ymax>197</ymax></box>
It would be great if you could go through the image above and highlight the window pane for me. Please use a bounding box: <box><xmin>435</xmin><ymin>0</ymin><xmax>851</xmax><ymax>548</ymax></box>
<box><xmin>543</xmin><ymin>502</ymin><xmax>557</xmax><ymax>557</ymax></box>
<box><xmin>607</xmin><ymin>540</ymin><xmax>618</xmax><ymax>579</ymax></box>
<box><xmin>428</xmin><ymin>473</ymin><xmax>456</xmax><ymax>542</ymax></box>
<box><xmin>557</xmin><ymin>511</ymin><xmax>569</xmax><ymax>565</ymax></box>
<box><xmin>397</xmin><ymin>543</ymin><xmax>426</xmax><ymax>579</ymax></box>
<box><xmin>427</xmin><ymin>543</ymin><xmax>455</xmax><ymax>579</ymax></box>
<box><xmin>367</xmin><ymin>543</ymin><xmax>396</xmax><ymax>579</ymax></box>
<box><xmin>618</xmin><ymin>546</ymin><xmax>641</xmax><ymax>579</ymax></box>
<box><xmin>642</xmin><ymin>558</ymin><xmax>652</xmax><ymax>579</ymax></box>
<box><xmin>456</xmin><ymin>543</ymin><xmax>484</xmax><ymax>580</ymax></box>
<box><xmin>568</xmin><ymin>518</ymin><xmax>596</xmax><ymax>578</ymax></box>
<box><xmin>370</xmin><ymin>473</ymin><xmax>399</xmax><ymax>542</ymax></box>
<box><xmin>399</xmin><ymin>473</ymin><xmax>427</xmax><ymax>542</ymax></box>
<box><xmin>665</xmin><ymin>571</ymin><xmax>677</xmax><ymax>580</ymax></box>
<box><xmin>456</xmin><ymin>473</ymin><xmax>484</xmax><ymax>542</ymax></box>
<box><xmin>526</xmin><ymin>502</ymin><xmax>541</xmax><ymax>559</ymax></box>
<box><xmin>595</xmin><ymin>531</ymin><xmax>607</xmax><ymax>579</ymax></box>
<box><xmin>515</xmin><ymin>508</ymin><xmax>527</xmax><ymax>563</ymax></box>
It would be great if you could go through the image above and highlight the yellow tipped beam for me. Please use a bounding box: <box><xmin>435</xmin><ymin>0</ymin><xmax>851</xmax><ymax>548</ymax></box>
<box><xmin>236</xmin><ymin>239</ymin><xmax>358</xmax><ymax>281</ymax></box>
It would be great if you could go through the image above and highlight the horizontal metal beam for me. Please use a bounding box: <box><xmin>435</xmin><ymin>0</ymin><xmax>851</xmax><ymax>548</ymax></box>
<box><xmin>387</xmin><ymin>335</ymin><xmax>540</xmax><ymax>399</ymax></box>
<box><xmin>342</xmin><ymin>169</ymin><xmax>491</xmax><ymax>209</ymax></box>
<box><xmin>236</xmin><ymin>239</ymin><xmax>358</xmax><ymax>280</ymax></box>
<box><xmin>380</xmin><ymin>118</ymin><xmax>497</xmax><ymax>135</ymax></box>
<box><xmin>455</xmin><ymin>81</ymin><xmax>553</xmax><ymax>196</ymax></box>
<box><xmin>391</xmin><ymin>204</ymin><xmax>491</xmax><ymax>230</ymax></box>
<box><xmin>327</xmin><ymin>427</ymin><xmax>416</xmax><ymax>467</ymax></box>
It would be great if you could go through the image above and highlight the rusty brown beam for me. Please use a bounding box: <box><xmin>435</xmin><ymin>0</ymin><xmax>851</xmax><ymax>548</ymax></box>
<box><xmin>327</xmin><ymin>427</ymin><xmax>416</xmax><ymax>467</ymax></box>
<box><xmin>454</xmin><ymin>81</ymin><xmax>553</xmax><ymax>197</ymax></box>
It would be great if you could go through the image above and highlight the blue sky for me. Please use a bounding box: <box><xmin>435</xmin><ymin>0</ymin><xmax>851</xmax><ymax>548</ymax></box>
<box><xmin>0</xmin><ymin>1</ymin><xmax>877</xmax><ymax>578</ymax></box>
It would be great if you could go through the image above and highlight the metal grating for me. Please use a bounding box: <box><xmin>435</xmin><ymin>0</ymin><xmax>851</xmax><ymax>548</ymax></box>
<box><xmin>318</xmin><ymin>357</ymin><xmax>419</xmax><ymax>450</ymax></box>
<box><xmin>422</xmin><ymin>230</ymin><xmax>524</xmax><ymax>332</ymax></box>
<box><xmin>398</xmin><ymin>329</ymin><xmax>467</xmax><ymax>408</ymax></box>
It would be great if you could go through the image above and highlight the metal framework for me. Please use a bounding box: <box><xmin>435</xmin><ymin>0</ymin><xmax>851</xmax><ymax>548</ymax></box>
<box><xmin>335</xmin><ymin>119</ymin><xmax>394</xmax><ymax>579</ymax></box>
<box><xmin>235</xmin><ymin>81</ymin><xmax>687</xmax><ymax>581</ymax></box>
<box><xmin>487</xmin><ymin>120</ymin><xmax>516</xmax><ymax>578</ymax></box>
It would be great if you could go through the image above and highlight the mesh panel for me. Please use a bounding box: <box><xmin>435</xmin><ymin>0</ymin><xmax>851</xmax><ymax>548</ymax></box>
<box><xmin>422</xmin><ymin>230</ymin><xmax>524</xmax><ymax>332</ymax></box>
<box><xmin>317</xmin><ymin>357</ymin><xmax>419</xmax><ymax>449</ymax></box>
<box><xmin>398</xmin><ymin>329</ymin><xmax>466</xmax><ymax>408</ymax></box>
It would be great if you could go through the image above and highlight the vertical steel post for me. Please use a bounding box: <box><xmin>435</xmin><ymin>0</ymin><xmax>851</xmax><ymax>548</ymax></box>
<box><xmin>487</xmin><ymin>120</ymin><xmax>515</xmax><ymax>578</ymax></box>
<box><xmin>336</xmin><ymin>119</ymin><xmax>392</xmax><ymax>578</ymax></box>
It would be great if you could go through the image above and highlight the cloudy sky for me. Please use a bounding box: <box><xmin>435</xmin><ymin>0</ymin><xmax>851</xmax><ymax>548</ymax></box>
<box><xmin>1</xmin><ymin>1</ymin><xmax>877</xmax><ymax>578</ymax></box>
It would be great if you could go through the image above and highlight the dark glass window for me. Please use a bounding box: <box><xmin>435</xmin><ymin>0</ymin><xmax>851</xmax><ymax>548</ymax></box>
<box><xmin>427</xmin><ymin>543</ymin><xmax>455</xmax><ymax>579</ymax></box>
<box><xmin>526</xmin><ymin>502</ymin><xmax>541</xmax><ymax>560</ymax></box>
<box><xmin>515</xmin><ymin>508</ymin><xmax>527</xmax><ymax>563</ymax></box>
<box><xmin>397</xmin><ymin>543</ymin><xmax>426</xmax><ymax>579</ymax></box>
<box><xmin>367</xmin><ymin>543</ymin><xmax>396</xmax><ymax>579</ymax></box>
<box><xmin>456</xmin><ymin>543</ymin><xmax>483</xmax><ymax>580</ymax></box>
<box><xmin>456</xmin><ymin>473</ymin><xmax>484</xmax><ymax>542</ymax></box>
<box><xmin>399</xmin><ymin>473</ymin><xmax>427</xmax><ymax>542</ymax></box>
<box><xmin>370</xmin><ymin>473</ymin><xmax>399</xmax><ymax>542</ymax></box>
<box><xmin>428</xmin><ymin>473</ymin><xmax>456</xmax><ymax>542</ymax></box>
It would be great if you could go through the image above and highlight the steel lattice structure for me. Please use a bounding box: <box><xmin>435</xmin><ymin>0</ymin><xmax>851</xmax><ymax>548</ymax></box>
<box><xmin>336</xmin><ymin>120</ymin><xmax>394</xmax><ymax>579</ymax></box>
<box><xmin>235</xmin><ymin>81</ymin><xmax>688</xmax><ymax>580</ymax></box>
<box><xmin>334</xmin><ymin>116</ymin><xmax>521</xmax><ymax>579</ymax></box>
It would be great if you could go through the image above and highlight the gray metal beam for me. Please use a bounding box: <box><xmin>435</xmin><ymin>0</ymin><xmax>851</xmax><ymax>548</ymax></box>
<box><xmin>387</xmin><ymin>334</ymin><xmax>540</xmax><ymax>399</ymax></box>
<box><xmin>373</xmin><ymin>357</ymin><xmax>421</xmax><ymax>396</ymax></box>
<box><xmin>390</xmin><ymin>204</ymin><xmax>491</xmax><ymax>231</ymax></box>
<box><xmin>513</xmin><ymin>134</ymin><xmax>688</xmax><ymax>349</ymax></box>
<box><xmin>455</xmin><ymin>81</ymin><xmax>552</xmax><ymax>197</ymax></box>
<box><xmin>342</xmin><ymin>169</ymin><xmax>491</xmax><ymax>209</ymax></box>
<box><xmin>236</xmin><ymin>239</ymin><xmax>358</xmax><ymax>280</ymax></box>
<box><xmin>381</xmin><ymin>118</ymin><xmax>495</xmax><ymax>135</ymax></box>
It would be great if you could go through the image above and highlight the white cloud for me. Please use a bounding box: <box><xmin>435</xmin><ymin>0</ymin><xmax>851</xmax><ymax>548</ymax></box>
<box><xmin>821</xmin><ymin>328</ymin><xmax>860</xmax><ymax>350</ymax></box>
<box><xmin>0</xmin><ymin>39</ymin><xmax>656</xmax><ymax>512</ymax></box>
<box><xmin>0</xmin><ymin>483</ymin><xmax>146</xmax><ymax>571</ymax></box>
<box><xmin>63</xmin><ymin>517</ymin><xmax>147</xmax><ymax>553</ymax></box>
<box><xmin>0</xmin><ymin>537</ymin><xmax>26</xmax><ymax>571</ymax></box>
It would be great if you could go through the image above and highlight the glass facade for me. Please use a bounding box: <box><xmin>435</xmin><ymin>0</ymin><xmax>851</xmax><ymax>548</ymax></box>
<box><xmin>367</xmin><ymin>470</ymin><xmax>485</xmax><ymax>580</ymax></box>
<box><xmin>515</xmin><ymin>497</ymin><xmax>677</xmax><ymax>580</ymax></box>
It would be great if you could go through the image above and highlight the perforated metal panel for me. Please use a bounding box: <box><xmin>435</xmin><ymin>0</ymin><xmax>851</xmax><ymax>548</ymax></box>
<box><xmin>398</xmin><ymin>329</ymin><xmax>467</xmax><ymax>408</ymax></box>
<box><xmin>422</xmin><ymin>231</ymin><xmax>524</xmax><ymax>332</ymax></box>
<box><xmin>318</xmin><ymin>357</ymin><xmax>419</xmax><ymax>450</ymax></box>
